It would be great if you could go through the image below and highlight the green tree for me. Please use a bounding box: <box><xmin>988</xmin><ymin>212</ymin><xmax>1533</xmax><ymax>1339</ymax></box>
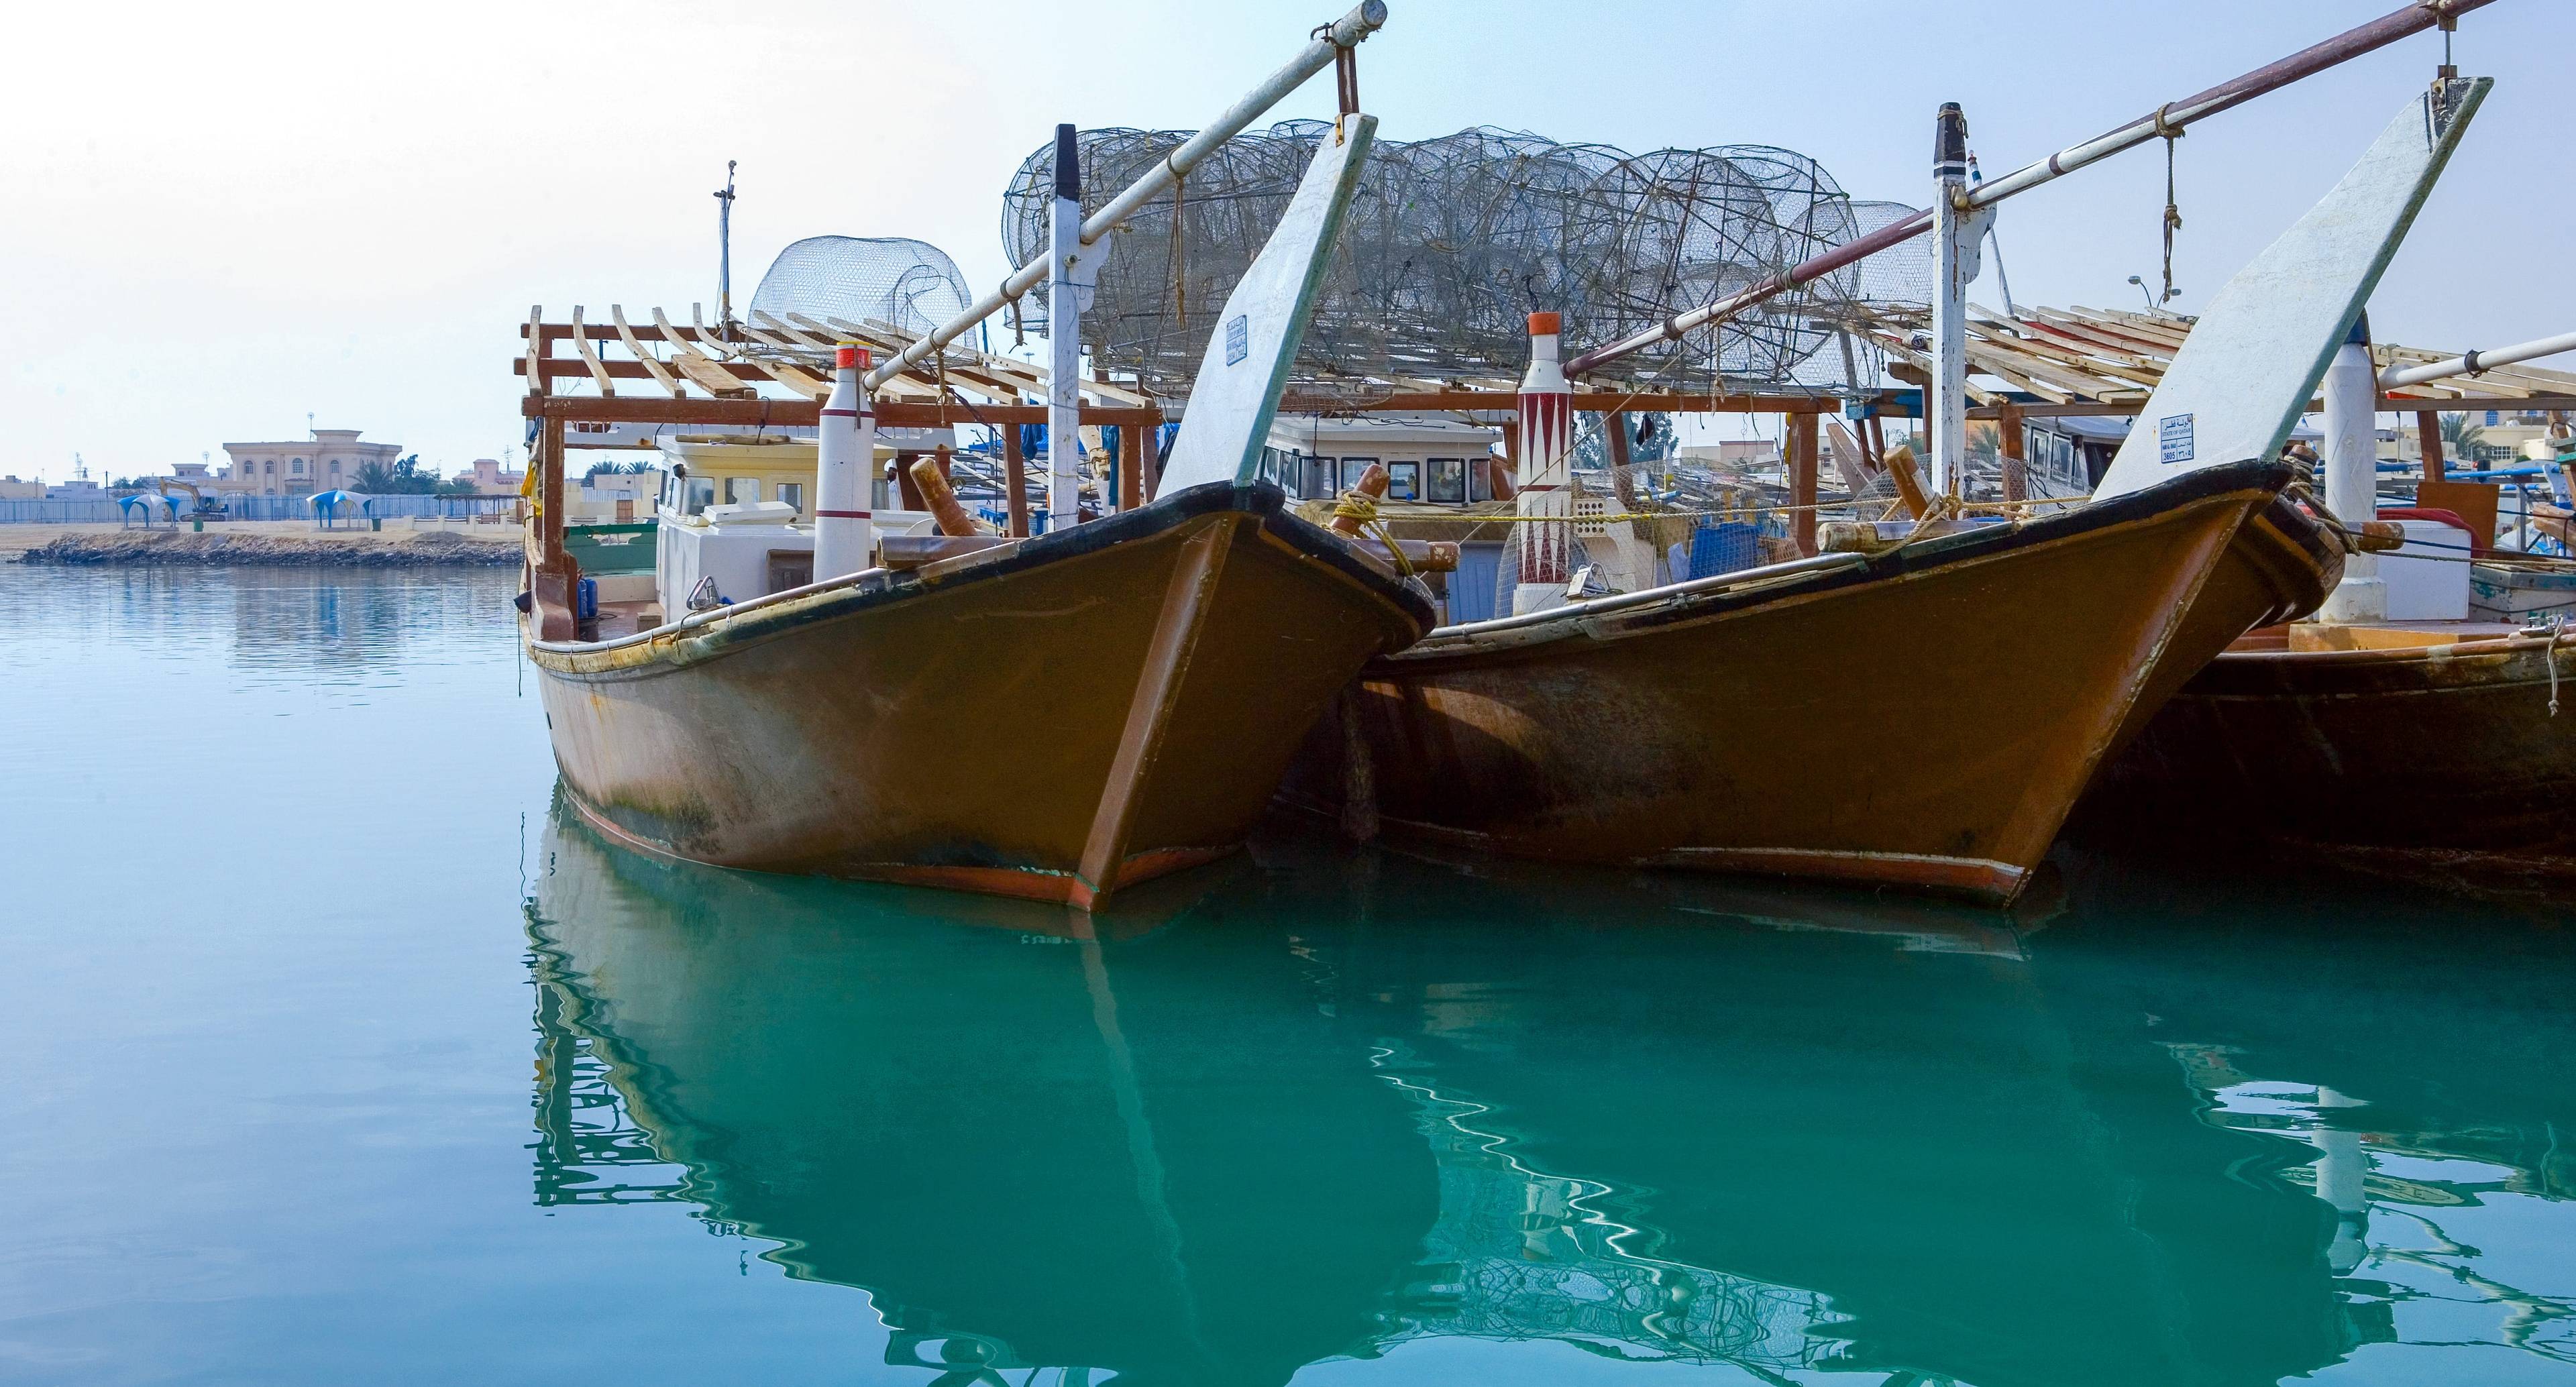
<box><xmin>352</xmin><ymin>453</ymin><xmax>447</xmax><ymax>494</ymax></box>
<box><xmin>2439</xmin><ymin>412</ymin><xmax>2486</xmax><ymax>457</ymax></box>
<box><xmin>1966</xmin><ymin>423</ymin><xmax>2000</xmax><ymax>469</ymax></box>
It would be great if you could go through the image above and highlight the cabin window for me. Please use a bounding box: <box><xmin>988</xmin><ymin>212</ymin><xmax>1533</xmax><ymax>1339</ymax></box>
<box><xmin>725</xmin><ymin>477</ymin><xmax>759</xmax><ymax>506</ymax></box>
<box><xmin>1385</xmin><ymin>461</ymin><xmax>1419</xmax><ymax>501</ymax></box>
<box><xmin>775</xmin><ymin>482</ymin><xmax>804</xmax><ymax>513</ymax></box>
<box><xmin>1302</xmin><ymin>455</ymin><xmax>1338</xmax><ymax>499</ymax></box>
<box><xmin>1467</xmin><ymin>454</ymin><xmax>1493</xmax><ymax>502</ymax></box>
<box><xmin>682</xmin><ymin>476</ymin><xmax>715</xmax><ymax>516</ymax></box>
<box><xmin>1426</xmin><ymin>457</ymin><xmax>1466</xmax><ymax>503</ymax></box>
<box><xmin>1342</xmin><ymin>457</ymin><xmax>1379</xmax><ymax>495</ymax></box>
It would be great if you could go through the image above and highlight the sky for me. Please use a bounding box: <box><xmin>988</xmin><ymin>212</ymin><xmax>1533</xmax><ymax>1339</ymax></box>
<box><xmin>5</xmin><ymin>0</ymin><xmax>2570</xmax><ymax>482</ymax></box>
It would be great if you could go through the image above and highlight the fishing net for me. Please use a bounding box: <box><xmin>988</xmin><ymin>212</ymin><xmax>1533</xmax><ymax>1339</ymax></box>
<box><xmin>1001</xmin><ymin>123</ymin><xmax>1928</xmax><ymax>398</ymax></box>
<box><xmin>747</xmin><ymin>236</ymin><xmax>975</xmax><ymax>337</ymax></box>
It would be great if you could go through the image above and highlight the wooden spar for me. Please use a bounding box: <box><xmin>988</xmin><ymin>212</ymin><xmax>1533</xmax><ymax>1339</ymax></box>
<box><xmin>1118</xmin><ymin>421</ymin><xmax>1142</xmax><ymax>514</ymax></box>
<box><xmin>1074</xmin><ymin>520</ymin><xmax>1236</xmax><ymax>905</ymax></box>
<box><xmin>1823</xmin><ymin>418</ymin><xmax>1875</xmax><ymax>492</ymax></box>
<box><xmin>1331</xmin><ymin>463</ymin><xmax>1389</xmax><ymax>536</ymax></box>
<box><xmin>1004</xmin><ymin>425</ymin><xmax>1031</xmax><ymax>537</ymax></box>
<box><xmin>867</xmin><ymin>1</ymin><xmax>1390</xmax><ymax>392</ymax></box>
<box><xmin>1564</xmin><ymin>0</ymin><xmax>2504</xmax><ymax>378</ymax></box>
<box><xmin>1884</xmin><ymin>442</ymin><xmax>1931</xmax><ymax>520</ymax></box>
<box><xmin>2420</xmin><ymin>409</ymin><xmax>2449</xmax><ymax>481</ymax></box>
<box><xmin>1998</xmin><ymin>405</ymin><xmax>2029</xmax><ymax>502</ymax></box>
<box><xmin>895</xmin><ymin>453</ymin><xmax>926</xmax><ymax>511</ymax></box>
<box><xmin>1277</xmin><ymin>389</ymin><xmax>1854</xmax><ymax>414</ymax></box>
<box><xmin>908</xmin><ymin>455</ymin><xmax>981</xmax><ymax>537</ymax></box>
<box><xmin>522</xmin><ymin>396</ymin><xmax>1164</xmax><ymax>427</ymax></box>
<box><xmin>1140</xmin><ymin>408</ymin><xmax>1165</xmax><ymax>502</ymax></box>
<box><xmin>1789</xmin><ymin>412</ymin><xmax>1820</xmax><ymax>557</ymax></box>
<box><xmin>1604</xmin><ymin>411</ymin><xmax>1636</xmax><ymax>509</ymax></box>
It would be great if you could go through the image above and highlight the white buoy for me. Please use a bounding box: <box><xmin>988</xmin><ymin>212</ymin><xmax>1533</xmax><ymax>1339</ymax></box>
<box><xmin>1511</xmin><ymin>311</ymin><xmax>1574</xmax><ymax>616</ymax></box>
<box><xmin>2318</xmin><ymin>315</ymin><xmax>2385</xmax><ymax>622</ymax></box>
<box><xmin>814</xmin><ymin>343</ymin><xmax>877</xmax><ymax>580</ymax></box>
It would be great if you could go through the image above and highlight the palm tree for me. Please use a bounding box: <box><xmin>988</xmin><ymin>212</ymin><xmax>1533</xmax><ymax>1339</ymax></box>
<box><xmin>2439</xmin><ymin>411</ymin><xmax>2486</xmax><ymax>458</ymax></box>
<box><xmin>1966</xmin><ymin>423</ymin><xmax>2000</xmax><ymax>469</ymax></box>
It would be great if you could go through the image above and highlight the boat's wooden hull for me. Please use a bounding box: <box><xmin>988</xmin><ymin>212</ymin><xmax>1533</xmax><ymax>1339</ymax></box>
<box><xmin>528</xmin><ymin>482</ymin><xmax>1429</xmax><ymax>907</ymax></box>
<box><xmin>2082</xmin><ymin>632</ymin><xmax>2576</xmax><ymax>873</ymax></box>
<box><xmin>1280</xmin><ymin>461</ymin><xmax>2320</xmax><ymax>903</ymax></box>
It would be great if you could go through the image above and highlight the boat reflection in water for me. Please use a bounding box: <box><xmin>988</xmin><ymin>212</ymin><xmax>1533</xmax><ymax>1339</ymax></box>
<box><xmin>525</xmin><ymin>801</ymin><xmax>2576</xmax><ymax>1386</ymax></box>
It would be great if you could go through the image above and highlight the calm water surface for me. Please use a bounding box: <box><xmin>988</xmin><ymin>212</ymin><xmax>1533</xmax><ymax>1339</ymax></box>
<box><xmin>3</xmin><ymin>563</ymin><xmax>2572</xmax><ymax>1386</ymax></box>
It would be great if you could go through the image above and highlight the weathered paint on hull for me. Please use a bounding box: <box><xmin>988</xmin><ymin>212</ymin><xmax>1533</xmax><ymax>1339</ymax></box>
<box><xmin>2085</xmin><ymin>632</ymin><xmax>2576</xmax><ymax>871</ymax></box>
<box><xmin>529</xmin><ymin>482</ymin><xmax>1429</xmax><ymax>907</ymax></box>
<box><xmin>1283</xmin><ymin>461</ymin><xmax>2321</xmax><ymax>903</ymax></box>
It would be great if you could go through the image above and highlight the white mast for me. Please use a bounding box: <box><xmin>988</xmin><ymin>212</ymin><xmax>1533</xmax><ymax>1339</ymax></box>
<box><xmin>2318</xmin><ymin>315</ymin><xmax>2385</xmax><ymax>622</ymax></box>
<box><xmin>1929</xmin><ymin>102</ymin><xmax>1992</xmax><ymax>499</ymax></box>
<box><xmin>813</xmin><ymin>345</ymin><xmax>877</xmax><ymax>581</ymax></box>
<box><xmin>1046</xmin><ymin>125</ymin><xmax>1095</xmax><ymax>531</ymax></box>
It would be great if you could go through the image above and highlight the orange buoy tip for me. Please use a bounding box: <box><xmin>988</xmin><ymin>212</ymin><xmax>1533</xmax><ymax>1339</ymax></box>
<box><xmin>1527</xmin><ymin>311</ymin><xmax>1562</xmax><ymax>336</ymax></box>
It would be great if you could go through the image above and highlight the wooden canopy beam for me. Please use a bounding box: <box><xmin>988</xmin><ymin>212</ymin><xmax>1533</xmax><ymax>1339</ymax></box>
<box><xmin>521</xmin><ymin>395</ymin><xmax>1164</xmax><ymax>428</ymax></box>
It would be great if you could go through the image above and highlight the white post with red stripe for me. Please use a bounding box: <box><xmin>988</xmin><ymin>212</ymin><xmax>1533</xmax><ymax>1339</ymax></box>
<box><xmin>1511</xmin><ymin>311</ymin><xmax>1574</xmax><ymax>615</ymax></box>
<box><xmin>814</xmin><ymin>343</ymin><xmax>877</xmax><ymax>580</ymax></box>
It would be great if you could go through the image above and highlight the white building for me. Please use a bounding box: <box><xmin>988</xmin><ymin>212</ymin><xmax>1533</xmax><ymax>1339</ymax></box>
<box><xmin>219</xmin><ymin>429</ymin><xmax>402</xmax><ymax>498</ymax></box>
<box><xmin>1257</xmin><ymin>415</ymin><xmax>1505</xmax><ymax>504</ymax></box>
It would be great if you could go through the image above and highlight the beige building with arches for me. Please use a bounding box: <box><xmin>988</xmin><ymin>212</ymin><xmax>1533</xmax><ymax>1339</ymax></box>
<box><xmin>219</xmin><ymin>429</ymin><xmax>402</xmax><ymax>497</ymax></box>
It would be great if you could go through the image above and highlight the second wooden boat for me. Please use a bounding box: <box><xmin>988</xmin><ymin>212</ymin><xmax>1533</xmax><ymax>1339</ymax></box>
<box><xmin>1285</xmin><ymin>459</ymin><xmax>2326</xmax><ymax>901</ymax></box>
<box><xmin>1286</xmin><ymin>75</ymin><xmax>2480</xmax><ymax>903</ymax></box>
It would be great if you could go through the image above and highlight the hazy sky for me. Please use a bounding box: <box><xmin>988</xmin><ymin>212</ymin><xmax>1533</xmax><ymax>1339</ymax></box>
<box><xmin>6</xmin><ymin>0</ymin><xmax>2569</xmax><ymax>482</ymax></box>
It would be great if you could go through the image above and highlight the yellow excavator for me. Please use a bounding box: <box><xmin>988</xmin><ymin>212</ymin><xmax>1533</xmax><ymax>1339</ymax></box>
<box><xmin>153</xmin><ymin>478</ymin><xmax>227</xmax><ymax>520</ymax></box>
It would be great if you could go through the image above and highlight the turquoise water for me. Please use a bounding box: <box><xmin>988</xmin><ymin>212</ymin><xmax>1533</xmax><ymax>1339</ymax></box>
<box><xmin>3</xmin><ymin>564</ymin><xmax>2572</xmax><ymax>1386</ymax></box>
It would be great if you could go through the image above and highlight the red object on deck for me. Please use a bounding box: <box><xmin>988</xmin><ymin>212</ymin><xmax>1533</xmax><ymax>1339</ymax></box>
<box><xmin>2377</xmin><ymin>506</ymin><xmax>2483</xmax><ymax>557</ymax></box>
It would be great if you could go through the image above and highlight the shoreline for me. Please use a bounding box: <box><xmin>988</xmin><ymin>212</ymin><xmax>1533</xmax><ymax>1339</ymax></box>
<box><xmin>3</xmin><ymin>522</ymin><xmax>524</xmax><ymax>567</ymax></box>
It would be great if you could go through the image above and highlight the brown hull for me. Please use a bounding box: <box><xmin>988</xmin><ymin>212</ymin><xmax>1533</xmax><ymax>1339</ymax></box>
<box><xmin>2083</xmin><ymin>632</ymin><xmax>2576</xmax><ymax>871</ymax></box>
<box><xmin>529</xmin><ymin>482</ymin><xmax>1430</xmax><ymax>907</ymax></box>
<box><xmin>1281</xmin><ymin>461</ymin><xmax>2320</xmax><ymax>903</ymax></box>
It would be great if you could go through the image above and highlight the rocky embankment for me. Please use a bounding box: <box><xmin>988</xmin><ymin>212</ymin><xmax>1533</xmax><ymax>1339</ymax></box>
<box><xmin>11</xmin><ymin>527</ymin><xmax>521</xmax><ymax>567</ymax></box>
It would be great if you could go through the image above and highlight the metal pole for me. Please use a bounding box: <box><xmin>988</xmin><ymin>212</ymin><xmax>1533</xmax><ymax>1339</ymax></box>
<box><xmin>2379</xmin><ymin>327</ymin><xmax>2576</xmax><ymax>388</ymax></box>
<box><xmin>1565</xmin><ymin>0</ymin><xmax>2502</xmax><ymax>378</ymax></box>
<box><xmin>1048</xmin><ymin>125</ymin><xmax>1085</xmax><ymax>531</ymax></box>
<box><xmin>867</xmin><ymin>1</ymin><xmax>1389</xmax><ymax>391</ymax></box>
<box><xmin>714</xmin><ymin>160</ymin><xmax>737</xmax><ymax>328</ymax></box>
<box><xmin>1930</xmin><ymin>103</ymin><xmax>1976</xmax><ymax>498</ymax></box>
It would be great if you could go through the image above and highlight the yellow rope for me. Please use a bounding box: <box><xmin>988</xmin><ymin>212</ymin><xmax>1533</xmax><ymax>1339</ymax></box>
<box><xmin>1330</xmin><ymin>488</ymin><xmax>1414</xmax><ymax>577</ymax></box>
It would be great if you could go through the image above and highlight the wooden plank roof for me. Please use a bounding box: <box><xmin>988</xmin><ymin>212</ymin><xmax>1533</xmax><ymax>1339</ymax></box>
<box><xmin>1845</xmin><ymin>303</ymin><xmax>2576</xmax><ymax>411</ymax></box>
<box><xmin>515</xmin><ymin>306</ymin><xmax>1155</xmax><ymax>414</ymax></box>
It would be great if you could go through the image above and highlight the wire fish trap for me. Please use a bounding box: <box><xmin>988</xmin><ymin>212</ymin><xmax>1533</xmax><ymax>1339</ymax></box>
<box><xmin>1002</xmin><ymin>123</ymin><xmax>1928</xmax><ymax>398</ymax></box>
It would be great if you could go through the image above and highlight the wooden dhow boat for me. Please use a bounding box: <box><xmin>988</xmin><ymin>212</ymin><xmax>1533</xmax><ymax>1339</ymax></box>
<box><xmin>2085</xmin><ymin>622</ymin><xmax>2576</xmax><ymax>877</ymax></box>
<box><xmin>520</xmin><ymin>16</ymin><xmax>1431</xmax><ymax>908</ymax></box>
<box><xmin>1286</xmin><ymin>76</ymin><xmax>2485</xmax><ymax>903</ymax></box>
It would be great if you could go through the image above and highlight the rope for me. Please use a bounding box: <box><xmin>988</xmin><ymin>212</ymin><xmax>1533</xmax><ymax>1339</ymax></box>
<box><xmin>2155</xmin><ymin>103</ymin><xmax>2184</xmax><ymax>304</ymax></box>
<box><xmin>2544</xmin><ymin>628</ymin><xmax>2566</xmax><ymax>718</ymax></box>
<box><xmin>1330</xmin><ymin>487</ymin><xmax>1414</xmax><ymax>577</ymax></box>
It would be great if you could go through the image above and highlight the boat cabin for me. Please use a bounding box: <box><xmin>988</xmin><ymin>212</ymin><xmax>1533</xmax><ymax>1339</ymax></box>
<box><xmin>1256</xmin><ymin>415</ymin><xmax>1505</xmax><ymax>504</ymax></box>
<box><xmin>641</xmin><ymin>435</ymin><xmax>945</xmax><ymax>626</ymax></box>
